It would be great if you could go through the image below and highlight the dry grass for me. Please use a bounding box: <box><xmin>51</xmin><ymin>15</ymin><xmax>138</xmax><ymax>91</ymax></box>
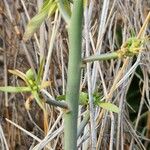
<box><xmin>0</xmin><ymin>0</ymin><xmax>150</xmax><ymax>149</ymax></box>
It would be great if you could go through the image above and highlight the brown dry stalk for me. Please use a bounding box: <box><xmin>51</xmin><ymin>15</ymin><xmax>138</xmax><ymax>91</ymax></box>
<box><xmin>44</xmin><ymin>110</ymin><xmax>49</xmax><ymax>134</ymax></box>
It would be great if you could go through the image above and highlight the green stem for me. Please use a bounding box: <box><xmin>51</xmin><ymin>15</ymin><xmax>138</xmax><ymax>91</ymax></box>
<box><xmin>41</xmin><ymin>89</ymin><xmax>68</xmax><ymax>109</ymax></box>
<box><xmin>83</xmin><ymin>52</ymin><xmax>118</xmax><ymax>63</ymax></box>
<box><xmin>64</xmin><ymin>0</ymin><xmax>83</xmax><ymax>150</ymax></box>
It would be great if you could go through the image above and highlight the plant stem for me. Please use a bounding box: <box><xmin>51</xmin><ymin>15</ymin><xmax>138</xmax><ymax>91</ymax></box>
<box><xmin>41</xmin><ymin>89</ymin><xmax>68</xmax><ymax>109</ymax></box>
<box><xmin>64</xmin><ymin>0</ymin><xmax>83</xmax><ymax>150</ymax></box>
<box><xmin>83</xmin><ymin>52</ymin><xmax>118</xmax><ymax>63</ymax></box>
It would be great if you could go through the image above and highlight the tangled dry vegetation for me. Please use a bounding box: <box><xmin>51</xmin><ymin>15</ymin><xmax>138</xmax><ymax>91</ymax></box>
<box><xmin>0</xmin><ymin>0</ymin><xmax>150</xmax><ymax>150</ymax></box>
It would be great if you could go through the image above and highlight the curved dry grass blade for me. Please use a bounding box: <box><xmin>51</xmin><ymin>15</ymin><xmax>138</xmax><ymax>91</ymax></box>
<box><xmin>25</xmin><ymin>95</ymin><xmax>34</xmax><ymax>110</ymax></box>
<box><xmin>5</xmin><ymin>118</ymin><xmax>41</xmax><ymax>142</ymax></box>
<box><xmin>8</xmin><ymin>69</ymin><xmax>30</xmax><ymax>86</ymax></box>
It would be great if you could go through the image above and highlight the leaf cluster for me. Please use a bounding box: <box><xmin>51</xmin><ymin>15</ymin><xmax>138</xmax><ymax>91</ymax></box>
<box><xmin>57</xmin><ymin>91</ymin><xmax>119</xmax><ymax>113</ymax></box>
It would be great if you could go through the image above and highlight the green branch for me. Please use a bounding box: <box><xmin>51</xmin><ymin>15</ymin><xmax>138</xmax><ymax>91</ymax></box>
<box><xmin>64</xmin><ymin>0</ymin><xmax>83</xmax><ymax>149</ymax></box>
<box><xmin>83</xmin><ymin>52</ymin><xmax>118</xmax><ymax>63</ymax></box>
<box><xmin>83</xmin><ymin>36</ymin><xmax>146</xmax><ymax>63</ymax></box>
<box><xmin>41</xmin><ymin>89</ymin><xmax>68</xmax><ymax>109</ymax></box>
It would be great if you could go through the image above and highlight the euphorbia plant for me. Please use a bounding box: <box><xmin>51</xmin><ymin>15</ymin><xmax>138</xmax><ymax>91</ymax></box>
<box><xmin>0</xmin><ymin>59</ymin><xmax>50</xmax><ymax>133</ymax></box>
<box><xmin>1</xmin><ymin>0</ymin><xmax>149</xmax><ymax>149</ymax></box>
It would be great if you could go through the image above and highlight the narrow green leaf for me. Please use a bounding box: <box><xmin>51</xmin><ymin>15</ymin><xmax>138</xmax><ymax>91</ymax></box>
<box><xmin>23</xmin><ymin>0</ymin><xmax>56</xmax><ymax>41</ymax></box>
<box><xmin>97</xmin><ymin>102</ymin><xmax>119</xmax><ymax>113</ymax></box>
<box><xmin>0</xmin><ymin>86</ymin><xmax>31</xmax><ymax>93</ymax></box>
<box><xmin>36</xmin><ymin>58</ymin><xmax>45</xmax><ymax>84</ymax></box>
<box><xmin>48</xmin><ymin>1</ymin><xmax>57</xmax><ymax>17</ymax></box>
<box><xmin>57</xmin><ymin>0</ymin><xmax>71</xmax><ymax>23</ymax></box>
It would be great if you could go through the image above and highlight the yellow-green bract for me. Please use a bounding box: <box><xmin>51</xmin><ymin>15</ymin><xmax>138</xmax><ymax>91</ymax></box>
<box><xmin>26</xmin><ymin>69</ymin><xmax>35</xmax><ymax>80</ymax></box>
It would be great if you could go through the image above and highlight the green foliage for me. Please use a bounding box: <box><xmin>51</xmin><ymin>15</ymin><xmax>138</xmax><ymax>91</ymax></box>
<box><xmin>93</xmin><ymin>91</ymin><xmax>101</xmax><ymax>104</ymax></box>
<box><xmin>36</xmin><ymin>58</ymin><xmax>45</xmax><ymax>84</ymax></box>
<box><xmin>97</xmin><ymin>102</ymin><xmax>119</xmax><ymax>113</ymax></box>
<box><xmin>56</xmin><ymin>94</ymin><xmax>66</xmax><ymax>101</ymax></box>
<box><xmin>79</xmin><ymin>92</ymin><xmax>88</xmax><ymax>105</ymax></box>
<box><xmin>93</xmin><ymin>91</ymin><xmax>119</xmax><ymax>113</ymax></box>
<box><xmin>57</xmin><ymin>91</ymin><xmax>119</xmax><ymax>113</ymax></box>
<box><xmin>117</xmin><ymin>36</ymin><xmax>147</xmax><ymax>58</ymax></box>
<box><xmin>23</xmin><ymin>0</ymin><xmax>72</xmax><ymax>41</ymax></box>
<box><xmin>23</xmin><ymin>0</ymin><xmax>89</xmax><ymax>41</ymax></box>
<box><xmin>126</xmin><ymin>37</ymin><xmax>142</xmax><ymax>54</ymax></box>
<box><xmin>57</xmin><ymin>92</ymin><xmax>88</xmax><ymax>105</ymax></box>
<box><xmin>23</xmin><ymin>0</ymin><xmax>57</xmax><ymax>41</ymax></box>
<box><xmin>0</xmin><ymin>59</ymin><xmax>50</xmax><ymax>111</ymax></box>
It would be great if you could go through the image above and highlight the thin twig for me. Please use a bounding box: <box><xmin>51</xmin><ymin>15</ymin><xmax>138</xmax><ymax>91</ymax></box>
<box><xmin>43</xmin><ymin>11</ymin><xmax>61</xmax><ymax>81</ymax></box>
<box><xmin>5</xmin><ymin>118</ymin><xmax>41</xmax><ymax>142</ymax></box>
<box><xmin>41</xmin><ymin>89</ymin><xmax>68</xmax><ymax>109</ymax></box>
<box><xmin>109</xmin><ymin>112</ymin><xmax>115</xmax><ymax>150</ymax></box>
<box><xmin>0</xmin><ymin>124</ymin><xmax>9</xmax><ymax>150</ymax></box>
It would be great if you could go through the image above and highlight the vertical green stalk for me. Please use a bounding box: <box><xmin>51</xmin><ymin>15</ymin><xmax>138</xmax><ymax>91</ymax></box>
<box><xmin>64</xmin><ymin>0</ymin><xmax>83</xmax><ymax>150</ymax></box>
